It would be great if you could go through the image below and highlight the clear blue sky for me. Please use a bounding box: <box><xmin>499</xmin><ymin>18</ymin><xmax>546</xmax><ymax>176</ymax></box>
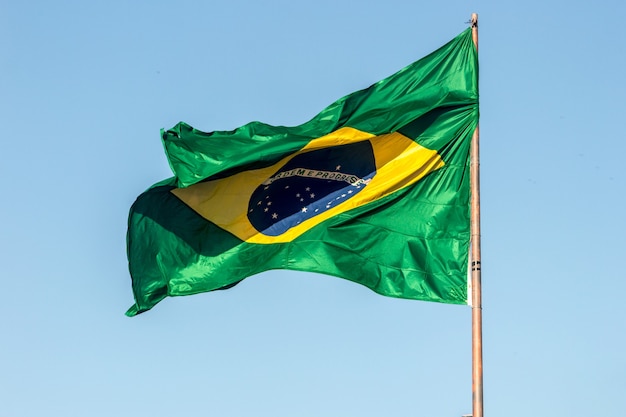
<box><xmin>1</xmin><ymin>1</ymin><xmax>625</xmax><ymax>416</ymax></box>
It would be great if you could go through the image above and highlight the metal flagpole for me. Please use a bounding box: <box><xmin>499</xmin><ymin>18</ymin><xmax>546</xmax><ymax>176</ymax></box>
<box><xmin>469</xmin><ymin>12</ymin><xmax>484</xmax><ymax>417</ymax></box>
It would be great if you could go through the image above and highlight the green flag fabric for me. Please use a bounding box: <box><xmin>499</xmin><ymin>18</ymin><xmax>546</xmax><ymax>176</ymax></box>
<box><xmin>126</xmin><ymin>28</ymin><xmax>479</xmax><ymax>316</ymax></box>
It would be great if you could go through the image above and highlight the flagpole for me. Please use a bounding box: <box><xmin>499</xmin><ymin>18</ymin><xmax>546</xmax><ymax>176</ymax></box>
<box><xmin>469</xmin><ymin>12</ymin><xmax>484</xmax><ymax>417</ymax></box>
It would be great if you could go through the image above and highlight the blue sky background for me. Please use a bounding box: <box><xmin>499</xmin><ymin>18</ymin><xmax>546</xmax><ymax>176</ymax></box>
<box><xmin>2</xmin><ymin>1</ymin><xmax>625</xmax><ymax>416</ymax></box>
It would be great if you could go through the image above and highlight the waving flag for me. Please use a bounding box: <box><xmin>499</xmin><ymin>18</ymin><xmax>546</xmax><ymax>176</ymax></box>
<box><xmin>126</xmin><ymin>28</ymin><xmax>478</xmax><ymax>316</ymax></box>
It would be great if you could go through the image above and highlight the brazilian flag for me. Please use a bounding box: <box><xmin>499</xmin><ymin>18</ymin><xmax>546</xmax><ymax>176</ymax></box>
<box><xmin>126</xmin><ymin>28</ymin><xmax>479</xmax><ymax>316</ymax></box>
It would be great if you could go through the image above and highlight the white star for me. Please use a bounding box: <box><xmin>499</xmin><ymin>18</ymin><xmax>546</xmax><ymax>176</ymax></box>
<box><xmin>300</xmin><ymin>198</ymin><xmax>304</xmax><ymax>202</ymax></box>
<box><xmin>272</xmin><ymin>213</ymin><xmax>278</xmax><ymax>219</ymax></box>
<box><xmin>296</xmin><ymin>193</ymin><xmax>301</xmax><ymax>198</ymax></box>
<box><xmin>257</xmin><ymin>201</ymin><xmax>262</xmax><ymax>205</ymax></box>
<box><xmin>264</xmin><ymin>208</ymin><xmax>268</xmax><ymax>212</ymax></box>
<box><xmin>310</xmin><ymin>193</ymin><xmax>315</xmax><ymax>198</ymax></box>
<box><xmin>305</xmin><ymin>187</ymin><xmax>310</xmax><ymax>191</ymax></box>
<box><xmin>301</xmin><ymin>207</ymin><xmax>307</xmax><ymax>213</ymax></box>
<box><xmin>336</xmin><ymin>165</ymin><xmax>341</xmax><ymax>170</ymax></box>
<box><xmin>264</xmin><ymin>186</ymin><xmax>269</xmax><ymax>190</ymax></box>
<box><xmin>285</xmin><ymin>185</ymin><xmax>290</xmax><ymax>189</ymax></box>
<box><xmin>267</xmin><ymin>201</ymin><xmax>272</xmax><ymax>206</ymax></box>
